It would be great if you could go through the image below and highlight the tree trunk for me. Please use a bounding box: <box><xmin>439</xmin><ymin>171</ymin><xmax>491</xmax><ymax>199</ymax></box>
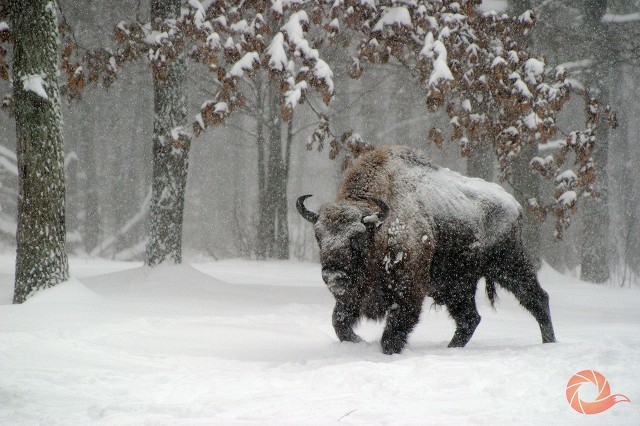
<box><xmin>580</xmin><ymin>0</ymin><xmax>611</xmax><ymax>283</ymax></box>
<box><xmin>512</xmin><ymin>143</ymin><xmax>541</xmax><ymax>268</ymax></box>
<box><xmin>580</xmin><ymin>120</ymin><xmax>610</xmax><ymax>283</ymax></box>
<box><xmin>256</xmin><ymin>76</ymin><xmax>290</xmax><ymax>259</ymax></box>
<box><xmin>609</xmin><ymin>81</ymin><xmax>637</xmax><ymax>283</ymax></box>
<box><xmin>145</xmin><ymin>0</ymin><xmax>191</xmax><ymax>266</ymax></box>
<box><xmin>274</xmin><ymin>119</ymin><xmax>293</xmax><ymax>259</ymax></box>
<box><xmin>79</xmin><ymin>108</ymin><xmax>101</xmax><ymax>253</ymax></box>
<box><xmin>507</xmin><ymin>0</ymin><xmax>541</xmax><ymax>268</ymax></box>
<box><xmin>256</xmin><ymin>77</ymin><xmax>271</xmax><ymax>259</ymax></box>
<box><xmin>11</xmin><ymin>0</ymin><xmax>69</xmax><ymax>303</ymax></box>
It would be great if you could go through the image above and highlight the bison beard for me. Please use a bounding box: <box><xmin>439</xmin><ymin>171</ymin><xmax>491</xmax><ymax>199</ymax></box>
<box><xmin>298</xmin><ymin>145</ymin><xmax>556</xmax><ymax>354</ymax></box>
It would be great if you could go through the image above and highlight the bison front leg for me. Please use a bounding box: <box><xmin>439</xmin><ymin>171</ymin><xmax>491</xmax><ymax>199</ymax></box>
<box><xmin>332</xmin><ymin>301</ymin><xmax>362</xmax><ymax>343</ymax></box>
<box><xmin>381</xmin><ymin>294</ymin><xmax>424</xmax><ymax>355</ymax></box>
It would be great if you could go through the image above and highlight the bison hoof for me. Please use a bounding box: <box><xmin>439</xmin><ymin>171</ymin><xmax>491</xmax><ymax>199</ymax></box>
<box><xmin>381</xmin><ymin>337</ymin><xmax>405</xmax><ymax>355</ymax></box>
<box><xmin>339</xmin><ymin>334</ymin><xmax>363</xmax><ymax>343</ymax></box>
<box><xmin>541</xmin><ymin>326</ymin><xmax>556</xmax><ymax>343</ymax></box>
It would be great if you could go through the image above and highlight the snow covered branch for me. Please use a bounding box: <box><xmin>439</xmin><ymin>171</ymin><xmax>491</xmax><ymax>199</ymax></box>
<box><xmin>52</xmin><ymin>0</ymin><xmax>605</xmax><ymax>238</ymax></box>
<box><xmin>313</xmin><ymin>0</ymin><xmax>600</xmax><ymax>237</ymax></box>
<box><xmin>192</xmin><ymin>1</ymin><xmax>337</xmax><ymax>135</ymax></box>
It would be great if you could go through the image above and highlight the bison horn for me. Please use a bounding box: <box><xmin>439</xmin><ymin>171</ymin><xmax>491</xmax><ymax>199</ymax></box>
<box><xmin>362</xmin><ymin>197</ymin><xmax>389</xmax><ymax>225</ymax></box>
<box><xmin>296</xmin><ymin>195</ymin><xmax>319</xmax><ymax>223</ymax></box>
<box><xmin>370</xmin><ymin>198</ymin><xmax>389</xmax><ymax>221</ymax></box>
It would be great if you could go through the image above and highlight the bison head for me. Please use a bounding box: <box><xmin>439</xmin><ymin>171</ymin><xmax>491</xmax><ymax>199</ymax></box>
<box><xmin>297</xmin><ymin>195</ymin><xmax>388</xmax><ymax>298</ymax></box>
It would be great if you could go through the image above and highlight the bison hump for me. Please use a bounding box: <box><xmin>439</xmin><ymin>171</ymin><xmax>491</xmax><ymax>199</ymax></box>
<box><xmin>339</xmin><ymin>145</ymin><xmax>522</xmax><ymax>249</ymax></box>
<box><xmin>404</xmin><ymin>164</ymin><xmax>522</xmax><ymax>248</ymax></box>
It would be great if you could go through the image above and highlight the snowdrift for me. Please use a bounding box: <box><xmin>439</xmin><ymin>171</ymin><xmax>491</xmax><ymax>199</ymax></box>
<box><xmin>0</xmin><ymin>256</ymin><xmax>638</xmax><ymax>424</ymax></box>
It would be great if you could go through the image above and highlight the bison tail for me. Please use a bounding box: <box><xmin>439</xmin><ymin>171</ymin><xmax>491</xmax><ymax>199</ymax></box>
<box><xmin>485</xmin><ymin>278</ymin><xmax>498</xmax><ymax>309</ymax></box>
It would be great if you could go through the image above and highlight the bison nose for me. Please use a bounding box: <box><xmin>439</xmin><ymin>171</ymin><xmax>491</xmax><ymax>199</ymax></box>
<box><xmin>321</xmin><ymin>269</ymin><xmax>349</xmax><ymax>296</ymax></box>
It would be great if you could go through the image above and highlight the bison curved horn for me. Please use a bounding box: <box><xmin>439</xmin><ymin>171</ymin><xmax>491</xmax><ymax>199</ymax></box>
<box><xmin>370</xmin><ymin>198</ymin><xmax>389</xmax><ymax>222</ymax></box>
<box><xmin>296</xmin><ymin>195</ymin><xmax>319</xmax><ymax>223</ymax></box>
<box><xmin>362</xmin><ymin>197</ymin><xmax>389</xmax><ymax>225</ymax></box>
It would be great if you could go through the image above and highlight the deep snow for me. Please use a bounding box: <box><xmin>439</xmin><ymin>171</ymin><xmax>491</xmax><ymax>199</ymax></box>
<box><xmin>0</xmin><ymin>255</ymin><xmax>638</xmax><ymax>424</ymax></box>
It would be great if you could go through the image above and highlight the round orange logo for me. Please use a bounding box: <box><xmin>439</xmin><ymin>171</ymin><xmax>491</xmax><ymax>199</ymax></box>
<box><xmin>566</xmin><ymin>370</ymin><xmax>630</xmax><ymax>414</ymax></box>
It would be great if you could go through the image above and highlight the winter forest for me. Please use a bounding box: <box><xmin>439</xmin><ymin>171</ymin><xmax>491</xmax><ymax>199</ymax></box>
<box><xmin>1</xmin><ymin>0</ymin><xmax>640</xmax><ymax>283</ymax></box>
<box><xmin>1</xmin><ymin>0</ymin><xmax>639</xmax><ymax>424</ymax></box>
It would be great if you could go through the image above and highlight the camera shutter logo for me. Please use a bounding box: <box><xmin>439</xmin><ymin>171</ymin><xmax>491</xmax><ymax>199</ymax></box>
<box><xmin>566</xmin><ymin>370</ymin><xmax>630</xmax><ymax>414</ymax></box>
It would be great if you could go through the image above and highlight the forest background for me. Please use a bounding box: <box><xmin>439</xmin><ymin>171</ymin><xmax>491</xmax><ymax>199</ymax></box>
<box><xmin>1</xmin><ymin>0</ymin><xmax>639</xmax><ymax>288</ymax></box>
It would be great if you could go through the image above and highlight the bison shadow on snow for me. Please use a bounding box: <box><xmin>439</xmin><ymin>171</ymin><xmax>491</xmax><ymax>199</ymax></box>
<box><xmin>297</xmin><ymin>145</ymin><xmax>556</xmax><ymax>355</ymax></box>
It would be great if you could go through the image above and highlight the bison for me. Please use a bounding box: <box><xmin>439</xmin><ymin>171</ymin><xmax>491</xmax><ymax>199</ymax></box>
<box><xmin>297</xmin><ymin>145</ymin><xmax>555</xmax><ymax>354</ymax></box>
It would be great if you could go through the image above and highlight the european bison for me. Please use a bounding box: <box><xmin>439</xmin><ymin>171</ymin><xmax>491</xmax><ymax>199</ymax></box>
<box><xmin>297</xmin><ymin>145</ymin><xmax>555</xmax><ymax>354</ymax></box>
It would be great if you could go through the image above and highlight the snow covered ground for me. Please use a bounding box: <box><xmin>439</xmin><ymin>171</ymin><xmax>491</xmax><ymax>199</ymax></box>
<box><xmin>0</xmin><ymin>255</ymin><xmax>638</xmax><ymax>424</ymax></box>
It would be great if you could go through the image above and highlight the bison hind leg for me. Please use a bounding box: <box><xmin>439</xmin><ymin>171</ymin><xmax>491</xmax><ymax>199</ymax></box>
<box><xmin>495</xmin><ymin>273</ymin><xmax>555</xmax><ymax>343</ymax></box>
<box><xmin>487</xmin><ymin>243</ymin><xmax>556</xmax><ymax>344</ymax></box>
<box><xmin>445</xmin><ymin>290</ymin><xmax>481</xmax><ymax>348</ymax></box>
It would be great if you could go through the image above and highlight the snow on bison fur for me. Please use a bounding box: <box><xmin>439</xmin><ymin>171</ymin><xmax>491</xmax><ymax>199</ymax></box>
<box><xmin>297</xmin><ymin>145</ymin><xmax>556</xmax><ymax>354</ymax></box>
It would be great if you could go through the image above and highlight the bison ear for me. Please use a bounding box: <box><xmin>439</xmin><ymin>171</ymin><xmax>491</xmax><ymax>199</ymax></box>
<box><xmin>362</xmin><ymin>197</ymin><xmax>389</xmax><ymax>228</ymax></box>
<box><xmin>362</xmin><ymin>213</ymin><xmax>383</xmax><ymax>228</ymax></box>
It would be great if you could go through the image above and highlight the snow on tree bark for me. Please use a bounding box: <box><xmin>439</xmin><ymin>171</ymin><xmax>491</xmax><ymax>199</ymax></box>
<box><xmin>145</xmin><ymin>0</ymin><xmax>192</xmax><ymax>266</ymax></box>
<box><xmin>11</xmin><ymin>0</ymin><xmax>69</xmax><ymax>303</ymax></box>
